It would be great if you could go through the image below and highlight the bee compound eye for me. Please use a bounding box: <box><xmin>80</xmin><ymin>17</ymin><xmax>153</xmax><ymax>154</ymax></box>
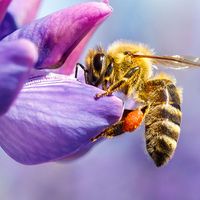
<box><xmin>93</xmin><ymin>53</ymin><xmax>106</xmax><ymax>72</ymax></box>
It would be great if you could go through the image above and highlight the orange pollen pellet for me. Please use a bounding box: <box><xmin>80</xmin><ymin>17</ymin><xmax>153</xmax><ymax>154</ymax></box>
<box><xmin>122</xmin><ymin>109</ymin><xmax>144</xmax><ymax>132</ymax></box>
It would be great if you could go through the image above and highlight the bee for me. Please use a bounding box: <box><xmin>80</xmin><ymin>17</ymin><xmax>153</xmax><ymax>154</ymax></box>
<box><xmin>75</xmin><ymin>41</ymin><xmax>200</xmax><ymax>167</ymax></box>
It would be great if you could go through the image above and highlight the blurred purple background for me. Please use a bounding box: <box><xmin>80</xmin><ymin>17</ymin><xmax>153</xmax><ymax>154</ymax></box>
<box><xmin>1</xmin><ymin>0</ymin><xmax>200</xmax><ymax>199</ymax></box>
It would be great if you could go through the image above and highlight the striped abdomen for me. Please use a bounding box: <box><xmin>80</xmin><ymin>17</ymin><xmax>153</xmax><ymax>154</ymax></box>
<box><xmin>143</xmin><ymin>79</ymin><xmax>182</xmax><ymax>167</ymax></box>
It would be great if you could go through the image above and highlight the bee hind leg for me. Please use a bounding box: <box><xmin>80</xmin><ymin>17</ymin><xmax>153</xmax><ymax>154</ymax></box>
<box><xmin>91</xmin><ymin>108</ymin><xmax>145</xmax><ymax>142</ymax></box>
<box><xmin>91</xmin><ymin>121</ymin><xmax>124</xmax><ymax>142</ymax></box>
<box><xmin>91</xmin><ymin>110</ymin><xmax>135</xmax><ymax>142</ymax></box>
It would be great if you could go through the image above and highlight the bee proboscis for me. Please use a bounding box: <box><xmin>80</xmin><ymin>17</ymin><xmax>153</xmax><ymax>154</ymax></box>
<box><xmin>76</xmin><ymin>41</ymin><xmax>200</xmax><ymax>167</ymax></box>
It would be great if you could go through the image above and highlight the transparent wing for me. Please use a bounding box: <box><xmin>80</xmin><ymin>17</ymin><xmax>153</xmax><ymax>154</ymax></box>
<box><xmin>128</xmin><ymin>53</ymin><xmax>200</xmax><ymax>69</ymax></box>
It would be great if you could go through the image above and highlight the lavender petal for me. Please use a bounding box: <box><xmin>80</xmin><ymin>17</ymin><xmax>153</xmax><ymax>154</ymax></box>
<box><xmin>0</xmin><ymin>12</ymin><xmax>17</xmax><ymax>40</ymax></box>
<box><xmin>8</xmin><ymin>0</ymin><xmax>41</xmax><ymax>25</ymax></box>
<box><xmin>0</xmin><ymin>0</ymin><xmax>41</xmax><ymax>40</ymax></box>
<box><xmin>0</xmin><ymin>73</ymin><xmax>123</xmax><ymax>164</ymax></box>
<box><xmin>59</xmin><ymin>24</ymin><xmax>97</xmax><ymax>75</ymax></box>
<box><xmin>0</xmin><ymin>39</ymin><xmax>38</xmax><ymax>115</ymax></box>
<box><xmin>3</xmin><ymin>2</ymin><xmax>112</xmax><ymax>72</ymax></box>
<box><xmin>0</xmin><ymin>0</ymin><xmax>12</xmax><ymax>22</ymax></box>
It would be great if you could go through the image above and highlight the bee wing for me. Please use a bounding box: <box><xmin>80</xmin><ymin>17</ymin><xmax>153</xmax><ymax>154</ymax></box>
<box><xmin>131</xmin><ymin>54</ymin><xmax>200</xmax><ymax>69</ymax></box>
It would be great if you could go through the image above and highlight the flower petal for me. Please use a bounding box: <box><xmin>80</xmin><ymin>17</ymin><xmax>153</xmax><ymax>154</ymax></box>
<box><xmin>0</xmin><ymin>73</ymin><xmax>123</xmax><ymax>164</ymax></box>
<box><xmin>0</xmin><ymin>0</ymin><xmax>12</xmax><ymax>22</ymax></box>
<box><xmin>0</xmin><ymin>39</ymin><xmax>38</xmax><ymax>115</ymax></box>
<box><xmin>59</xmin><ymin>28</ymin><xmax>95</xmax><ymax>75</ymax></box>
<box><xmin>8</xmin><ymin>0</ymin><xmax>41</xmax><ymax>25</ymax></box>
<box><xmin>0</xmin><ymin>0</ymin><xmax>41</xmax><ymax>40</ymax></box>
<box><xmin>0</xmin><ymin>12</ymin><xmax>17</xmax><ymax>40</ymax></box>
<box><xmin>3</xmin><ymin>2</ymin><xmax>112</xmax><ymax>72</ymax></box>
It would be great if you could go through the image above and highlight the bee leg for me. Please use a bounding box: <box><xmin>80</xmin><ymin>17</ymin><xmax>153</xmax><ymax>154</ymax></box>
<box><xmin>95</xmin><ymin>79</ymin><xmax>126</xmax><ymax>99</ymax></box>
<box><xmin>91</xmin><ymin>110</ymin><xmax>133</xmax><ymax>142</ymax></box>
<box><xmin>91</xmin><ymin>108</ymin><xmax>145</xmax><ymax>142</ymax></box>
<box><xmin>102</xmin><ymin>79</ymin><xmax>109</xmax><ymax>90</ymax></box>
<box><xmin>95</xmin><ymin>66</ymin><xmax>140</xmax><ymax>99</ymax></box>
<box><xmin>75</xmin><ymin>63</ymin><xmax>89</xmax><ymax>84</ymax></box>
<box><xmin>91</xmin><ymin>121</ymin><xmax>124</xmax><ymax>142</ymax></box>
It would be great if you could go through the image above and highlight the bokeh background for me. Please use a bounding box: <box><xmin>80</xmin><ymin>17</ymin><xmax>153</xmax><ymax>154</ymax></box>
<box><xmin>1</xmin><ymin>0</ymin><xmax>200</xmax><ymax>199</ymax></box>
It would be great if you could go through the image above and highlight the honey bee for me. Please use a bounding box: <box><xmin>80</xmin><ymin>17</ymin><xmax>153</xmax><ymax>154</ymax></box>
<box><xmin>75</xmin><ymin>41</ymin><xmax>200</xmax><ymax>167</ymax></box>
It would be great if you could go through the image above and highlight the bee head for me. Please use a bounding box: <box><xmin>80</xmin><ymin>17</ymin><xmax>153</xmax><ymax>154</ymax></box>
<box><xmin>85</xmin><ymin>46</ymin><xmax>107</xmax><ymax>86</ymax></box>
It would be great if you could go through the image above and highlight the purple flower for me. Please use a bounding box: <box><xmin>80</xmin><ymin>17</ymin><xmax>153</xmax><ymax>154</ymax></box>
<box><xmin>0</xmin><ymin>0</ymin><xmax>123</xmax><ymax>164</ymax></box>
<box><xmin>0</xmin><ymin>0</ymin><xmax>41</xmax><ymax>40</ymax></box>
<box><xmin>0</xmin><ymin>39</ymin><xmax>38</xmax><ymax>115</ymax></box>
<box><xmin>0</xmin><ymin>0</ymin><xmax>12</xmax><ymax>22</ymax></box>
